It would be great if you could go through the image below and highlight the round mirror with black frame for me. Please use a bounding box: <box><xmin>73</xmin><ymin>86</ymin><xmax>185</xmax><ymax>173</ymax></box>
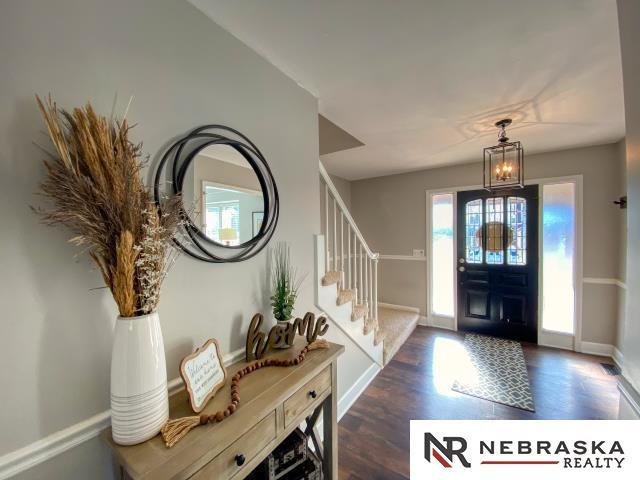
<box><xmin>154</xmin><ymin>125</ymin><xmax>279</xmax><ymax>262</ymax></box>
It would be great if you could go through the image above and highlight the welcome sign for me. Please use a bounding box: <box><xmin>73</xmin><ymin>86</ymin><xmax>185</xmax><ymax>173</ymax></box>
<box><xmin>180</xmin><ymin>338</ymin><xmax>227</xmax><ymax>413</ymax></box>
<box><xmin>410</xmin><ymin>420</ymin><xmax>639</xmax><ymax>479</ymax></box>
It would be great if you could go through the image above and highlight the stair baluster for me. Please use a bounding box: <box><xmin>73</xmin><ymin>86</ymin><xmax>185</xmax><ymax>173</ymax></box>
<box><xmin>347</xmin><ymin>223</ymin><xmax>351</xmax><ymax>289</ymax></box>
<box><xmin>340</xmin><ymin>212</ymin><xmax>344</xmax><ymax>284</ymax></box>
<box><xmin>319</xmin><ymin>161</ymin><xmax>379</xmax><ymax>346</ymax></box>
<box><xmin>333</xmin><ymin>197</ymin><xmax>338</xmax><ymax>271</ymax></box>
<box><xmin>359</xmin><ymin>243</ymin><xmax>363</xmax><ymax>305</ymax></box>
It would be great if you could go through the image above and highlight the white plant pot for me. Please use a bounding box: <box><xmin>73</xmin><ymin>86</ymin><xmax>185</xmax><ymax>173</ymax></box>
<box><xmin>110</xmin><ymin>312</ymin><xmax>169</xmax><ymax>446</ymax></box>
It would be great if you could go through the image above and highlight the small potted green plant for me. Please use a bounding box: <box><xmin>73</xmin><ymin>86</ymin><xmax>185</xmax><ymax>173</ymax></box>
<box><xmin>270</xmin><ymin>242</ymin><xmax>304</xmax><ymax>346</ymax></box>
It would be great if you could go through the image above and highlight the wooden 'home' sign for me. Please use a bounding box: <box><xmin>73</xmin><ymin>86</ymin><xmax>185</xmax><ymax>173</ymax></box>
<box><xmin>245</xmin><ymin>312</ymin><xmax>329</xmax><ymax>361</ymax></box>
<box><xmin>180</xmin><ymin>338</ymin><xmax>227</xmax><ymax>413</ymax></box>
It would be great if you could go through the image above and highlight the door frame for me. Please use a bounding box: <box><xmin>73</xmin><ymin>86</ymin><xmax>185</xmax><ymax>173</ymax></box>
<box><xmin>425</xmin><ymin>174</ymin><xmax>583</xmax><ymax>350</ymax></box>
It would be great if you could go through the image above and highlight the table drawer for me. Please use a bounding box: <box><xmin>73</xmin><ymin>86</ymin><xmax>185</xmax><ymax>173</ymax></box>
<box><xmin>283</xmin><ymin>366</ymin><xmax>331</xmax><ymax>428</ymax></box>
<box><xmin>192</xmin><ymin>410</ymin><xmax>276</xmax><ymax>479</ymax></box>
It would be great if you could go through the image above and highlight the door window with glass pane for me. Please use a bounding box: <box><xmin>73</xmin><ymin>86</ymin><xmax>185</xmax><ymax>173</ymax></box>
<box><xmin>507</xmin><ymin>197</ymin><xmax>527</xmax><ymax>265</ymax></box>
<box><xmin>465</xmin><ymin>196</ymin><xmax>527</xmax><ymax>265</ymax></box>
<box><xmin>465</xmin><ymin>200</ymin><xmax>483</xmax><ymax>263</ymax></box>
<box><xmin>485</xmin><ymin>197</ymin><xmax>504</xmax><ymax>265</ymax></box>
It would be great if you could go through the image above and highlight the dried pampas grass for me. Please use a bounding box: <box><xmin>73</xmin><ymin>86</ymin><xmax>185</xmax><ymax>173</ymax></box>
<box><xmin>34</xmin><ymin>95</ymin><xmax>182</xmax><ymax>317</ymax></box>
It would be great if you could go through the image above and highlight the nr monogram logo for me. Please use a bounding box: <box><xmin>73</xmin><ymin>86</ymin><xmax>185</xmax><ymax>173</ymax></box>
<box><xmin>424</xmin><ymin>433</ymin><xmax>471</xmax><ymax>468</ymax></box>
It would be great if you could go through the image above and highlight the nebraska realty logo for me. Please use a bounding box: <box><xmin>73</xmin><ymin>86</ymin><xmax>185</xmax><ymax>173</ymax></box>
<box><xmin>410</xmin><ymin>421</ymin><xmax>638</xmax><ymax>479</ymax></box>
<box><xmin>425</xmin><ymin>434</ymin><xmax>471</xmax><ymax>468</ymax></box>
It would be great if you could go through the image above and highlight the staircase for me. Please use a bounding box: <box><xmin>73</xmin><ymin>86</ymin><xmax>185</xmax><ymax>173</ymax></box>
<box><xmin>316</xmin><ymin>163</ymin><xmax>419</xmax><ymax>366</ymax></box>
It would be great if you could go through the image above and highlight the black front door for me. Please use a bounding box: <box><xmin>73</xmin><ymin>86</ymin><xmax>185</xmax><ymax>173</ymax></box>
<box><xmin>456</xmin><ymin>186</ymin><xmax>538</xmax><ymax>343</ymax></box>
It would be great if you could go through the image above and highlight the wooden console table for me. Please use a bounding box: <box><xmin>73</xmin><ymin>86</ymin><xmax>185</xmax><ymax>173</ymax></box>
<box><xmin>104</xmin><ymin>340</ymin><xmax>344</xmax><ymax>480</ymax></box>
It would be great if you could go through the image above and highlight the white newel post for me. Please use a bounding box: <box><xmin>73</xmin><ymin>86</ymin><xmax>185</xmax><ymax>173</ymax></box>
<box><xmin>373</xmin><ymin>258</ymin><xmax>379</xmax><ymax>326</ymax></box>
<box><xmin>324</xmin><ymin>184</ymin><xmax>329</xmax><ymax>273</ymax></box>
<box><xmin>364</xmin><ymin>253</ymin><xmax>369</xmax><ymax>307</ymax></box>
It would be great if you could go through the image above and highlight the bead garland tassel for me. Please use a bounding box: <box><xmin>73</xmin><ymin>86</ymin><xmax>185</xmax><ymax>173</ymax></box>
<box><xmin>160</xmin><ymin>339</ymin><xmax>330</xmax><ymax>448</ymax></box>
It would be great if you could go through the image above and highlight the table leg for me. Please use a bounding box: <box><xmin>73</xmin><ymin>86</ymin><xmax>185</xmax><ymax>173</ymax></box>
<box><xmin>322</xmin><ymin>361</ymin><xmax>338</xmax><ymax>479</ymax></box>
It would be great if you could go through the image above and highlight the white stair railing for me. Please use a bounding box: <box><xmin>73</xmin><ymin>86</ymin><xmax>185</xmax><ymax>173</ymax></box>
<box><xmin>319</xmin><ymin>162</ymin><xmax>379</xmax><ymax>333</ymax></box>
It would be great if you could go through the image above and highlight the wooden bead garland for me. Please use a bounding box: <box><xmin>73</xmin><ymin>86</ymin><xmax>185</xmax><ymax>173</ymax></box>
<box><xmin>160</xmin><ymin>339</ymin><xmax>329</xmax><ymax>448</ymax></box>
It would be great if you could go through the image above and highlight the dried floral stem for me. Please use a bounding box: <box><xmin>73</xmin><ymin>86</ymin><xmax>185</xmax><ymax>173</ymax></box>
<box><xmin>34</xmin><ymin>95</ymin><xmax>182</xmax><ymax>317</ymax></box>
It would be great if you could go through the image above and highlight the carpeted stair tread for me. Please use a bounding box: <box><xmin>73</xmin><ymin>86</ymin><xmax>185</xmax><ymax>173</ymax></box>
<box><xmin>337</xmin><ymin>289</ymin><xmax>356</xmax><ymax>306</ymax></box>
<box><xmin>377</xmin><ymin>307</ymin><xmax>419</xmax><ymax>365</ymax></box>
<box><xmin>363</xmin><ymin>317</ymin><xmax>377</xmax><ymax>335</ymax></box>
<box><xmin>351</xmin><ymin>304</ymin><xmax>368</xmax><ymax>321</ymax></box>
<box><xmin>374</xmin><ymin>328</ymin><xmax>385</xmax><ymax>346</ymax></box>
<box><xmin>322</xmin><ymin>270</ymin><xmax>342</xmax><ymax>286</ymax></box>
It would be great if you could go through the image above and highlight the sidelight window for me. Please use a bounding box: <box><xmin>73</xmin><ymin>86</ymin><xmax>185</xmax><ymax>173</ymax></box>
<box><xmin>541</xmin><ymin>182</ymin><xmax>576</xmax><ymax>334</ymax></box>
<box><xmin>431</xmin><ymin>193</ymin><xmax>455</xmax><ymax>317</ymax></box>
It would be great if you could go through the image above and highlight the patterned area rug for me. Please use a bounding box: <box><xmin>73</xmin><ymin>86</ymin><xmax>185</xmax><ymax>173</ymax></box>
<box><xmin>452</xmin><ymin>334</ymin><xmax>535</xmax><ymax>411</ymax></box>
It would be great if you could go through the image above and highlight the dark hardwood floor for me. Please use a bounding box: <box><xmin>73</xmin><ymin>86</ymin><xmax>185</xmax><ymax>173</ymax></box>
<box><xmin>338</xmin><ymin>326</ymin><xmax>620</xmax><ymax>480</ymax></box>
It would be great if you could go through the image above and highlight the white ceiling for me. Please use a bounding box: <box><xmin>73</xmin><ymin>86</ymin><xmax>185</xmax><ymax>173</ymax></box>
<box><xmin>190</xmin><ymin>0</ymin><xmax>625</xmax><ymax>180</ymax></box>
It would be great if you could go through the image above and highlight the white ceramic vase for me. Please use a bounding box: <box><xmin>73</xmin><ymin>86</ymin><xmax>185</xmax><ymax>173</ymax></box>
<box><xmin>110</xmin><ymin>312</ymin><xmax>169</xmax><ymax>446</ymax></box>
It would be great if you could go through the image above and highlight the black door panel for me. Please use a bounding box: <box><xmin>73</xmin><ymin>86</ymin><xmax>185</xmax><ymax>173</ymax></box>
<box><xmin>466</xmin><ymin>290</ymin><xmax>490</xmax><ymax>318</ymax></box>
<box><xmin>456</xmin><ymin>186</ymin><xmax>538</xmax><ymax>343</ymax></box>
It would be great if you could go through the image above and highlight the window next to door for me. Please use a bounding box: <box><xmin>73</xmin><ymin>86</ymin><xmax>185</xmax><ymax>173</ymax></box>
<box><xmin>541</xmin><ymin>182</ymin><xmax>577</xmax><ymax>335</ymax></box>
<box><xmin>430</xmin><ymin>193</ymin><xmax>454</xmax><ymax>318</ymax></box>
<box><xmin>429</xmin><ymin>180</ymin><xmax>579</xmax><ymax>339</ymax></box>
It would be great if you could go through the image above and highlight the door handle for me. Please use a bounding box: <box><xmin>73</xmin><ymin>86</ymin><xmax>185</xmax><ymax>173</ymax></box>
<box><xmin>458</xmin><ymin>266</ymin><xmax>465</xmax><ymax>272</ymax></box>
<box><xmin>458</xmin><ymin>258</ymin><xmax>465</xmax><ymax>264</ymax></box>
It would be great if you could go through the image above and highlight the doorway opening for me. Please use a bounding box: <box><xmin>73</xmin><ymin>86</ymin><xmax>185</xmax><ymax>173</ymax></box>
<box><xmin>456</xmin><ymin>186</ymin><xmax>539</xmax><ymax>342</ymax></box>
<box><xmin>427</xmin><ymin>178</ymin><xmax>581</xmax><ymax>347</ymax></box>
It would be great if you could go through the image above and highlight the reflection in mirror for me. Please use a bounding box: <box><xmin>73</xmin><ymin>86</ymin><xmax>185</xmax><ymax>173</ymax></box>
<box><xmin>182</xmin><ymin>144</ymin><xmax>264</xmax><ymax>246</ymax></box>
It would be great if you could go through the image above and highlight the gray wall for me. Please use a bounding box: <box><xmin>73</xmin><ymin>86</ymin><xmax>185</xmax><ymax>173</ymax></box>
<box><xmin>616</xmin><ymin>139</ymin><xmax>627</xmax><ymax>351</ymax></box>
<box><xmin>350</xmin><ymin>142</ymin><xmax>625</xmax><ymax>345</ymax></box>
<box><xmin>319</xmin><ymin>173</ymin><xmax>352</xmax><ymax>240</ymax></box>
<box><xmin>329</xmin><ymin>174</ymin><xmax>352</xmax><ymax>210</ymax></box>
<box><xmin>0</xmin><ymin>1</ymin><xmax>372</xmax><ymax>478</ymax></box>
<box><xmin>618</xmin><ymin>0</ymin><xmax>640</xmax><ymax>392</ymax></box>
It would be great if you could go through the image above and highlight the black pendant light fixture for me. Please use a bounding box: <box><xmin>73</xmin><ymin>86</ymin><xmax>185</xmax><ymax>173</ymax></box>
<box><xmin>483</xmin><ymin>119</ymin><xmax>524</xmax><ymax>191</ymax></box>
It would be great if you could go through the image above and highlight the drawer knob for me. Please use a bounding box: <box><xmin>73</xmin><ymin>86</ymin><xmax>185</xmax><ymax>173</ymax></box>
<box><xmin>235</xmin><ymin>454</ymin><xmax>246</xmax><ymax>466</ymax></box>
<box><xmin>308</xmin><ymin>390</ymin><xmax>317</xmax><ymax>399</ymax></box>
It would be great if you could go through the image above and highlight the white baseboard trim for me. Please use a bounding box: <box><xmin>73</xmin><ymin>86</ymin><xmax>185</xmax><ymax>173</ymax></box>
<box><xmin>378</xmin><ymin>302</ymin><xmax>420</xmax><ymax>314</ymax></box>
<box><xmin>579</xmin><ymin>341</ymin><xmax>614</xmax><ymax>358</ymax></box>
<box><xmin>337</xmin><ymin>363</ymin><xmax>381</xmax><ymax>420</ymax></box>
<box><xmin>613</xmin><ymin>347</ymin><xmax>624</xmax><ymax>368</ymax></box>
<box><xmin>316</xmin><ymin>362</ymin><xmax>382</xmax><ymax>436</ymax></box>
<box><xmin>582</xmin><ymin>277</ymin><xmax>627</xmax><ymax>289</ymax></box>
<box><xmin>427</xmin><ymin>315</ymin><xmax>456</xmax><ymax>331</ymax></box>
<box><xmin>618</xmin><ymin>377</ymin><xmax>640</xmax><ymax>419</ymax></box>
<box><xmin>417</xmin><ymin>315</ymin><xmax>429</xmax><ymax>326</ymax></box>
<box><xmin>538</xmin><ymin>341</ymin><xmax>574</xmax><ymax>352</ymax></box>
<box><xmin>0</xmin><ymin>347</ymin><xmax>245</xmax><ymax>480</ymax></box>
